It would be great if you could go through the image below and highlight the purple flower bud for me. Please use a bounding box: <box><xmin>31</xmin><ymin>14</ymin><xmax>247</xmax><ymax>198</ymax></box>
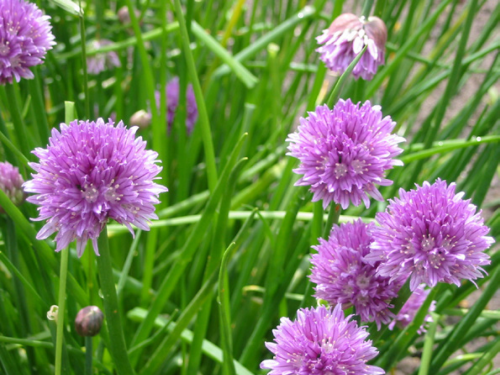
<box><xmin>316</xmin><ymin>13</ymin><xmax>387</xmax><ymax>80</ymax></box>
<box><xmin>261</xmin><ymin>304</ymin><xmax>385</xmax><ymax>375</ymax></box>
<box><xmin>366</xmin><ymin>179</ymin><xmax>494</xmax><ymax>291</ymax></box>
<box><xmin>0</xmin><ymin>0</ymin><xmax>56</xmax><ymax>84</ymax></box>
<box><xmin>75</xmin><ymin>306</ymin><xmax>104</xmax><ymax>337</ymax></box>
<box><xmin>0</xmin><ymin>161</ymin><xmax>25</xmax><ymax>213</ymax></box>
<box><xmin>130</xmin><ymin>110</ymin><xmax>152</xmax><ymax>129</ymax></box>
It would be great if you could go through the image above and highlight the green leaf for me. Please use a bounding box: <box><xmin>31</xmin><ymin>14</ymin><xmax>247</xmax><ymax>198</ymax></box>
<box><xmin>191</xmin><ymin>22</ymin><xmax>258</xmax><ymax>89</ymax></box>
<box><xmin>50</xmin><ymin>0</ymin><xmax>83</xmax><ymax>16</ymax></box>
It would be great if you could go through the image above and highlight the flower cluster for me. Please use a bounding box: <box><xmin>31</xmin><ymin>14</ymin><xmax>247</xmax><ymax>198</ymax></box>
<box><xmin>87</xmin><ymin>39</ymin><xmax>121</xmax><ymax>75</ymax></box>
<box><xmin>0</xmin><ymin>161</ymin><xmax>25</xmax><ymax>212</ymax></box>
<box><xmin>317</xmin><ymin>13</ymin><xmax>387</xmax><ymax>80</ymax></box>
<box><xmin>287</xmin><ymin>99</ymin><xmax>404</xmax><ymax>209</ymax></box>
<box><xmin>366</xmin><ymin>179</ymin><xmax>493</xmax><ymax>291</ymax></box>
<box><xmin>155</xmin><ymin>77</ymin><xmax>198</xmax><ymax>134</ymax></box>
<box><xmin>24</xmin><ymin>118</ymin><xmax>168</xmax><ymax>257</ymax></box>
<box><xmin>261</xmin><ymin>304</ymin><xmax>384</xmax><ymax>375</ymax></box>
<box><xmin>0</xmin><ymin>0</ymin><xmax>55</xmax><ymax>84</ymax></box>
<box><xmin>310</xmin><ymin>220</ymin><xmax>403</xmax><ymax>329</ymax></box>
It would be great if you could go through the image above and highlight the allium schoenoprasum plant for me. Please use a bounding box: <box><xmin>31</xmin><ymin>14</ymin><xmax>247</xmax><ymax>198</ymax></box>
<box><xmin>0</xmin><ymin>0</ymin><xmax>499</xmax><ymax>374</ymax></box>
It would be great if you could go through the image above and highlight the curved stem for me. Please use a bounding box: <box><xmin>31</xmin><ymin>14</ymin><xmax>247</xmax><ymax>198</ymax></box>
<box><xmin>96</xmin><ymin>226</ymin><xmax>136</xmax><ymax>375</ymax></box>
<box><xmin>55</xmin><ymin>247</ymin><xmax>69</xmax><ymax>375</ymax></box>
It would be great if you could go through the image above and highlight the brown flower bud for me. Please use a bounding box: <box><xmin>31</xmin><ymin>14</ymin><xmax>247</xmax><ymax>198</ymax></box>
<box><xmin>75</xmin><ymin>306</ymin><xmax>104</xmax><ymax>337</ymax></box>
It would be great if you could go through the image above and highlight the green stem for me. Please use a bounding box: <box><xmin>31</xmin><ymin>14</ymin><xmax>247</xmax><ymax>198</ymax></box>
<box><xmin>96</xmin><ymin>226</ymin><xmax>136</xmax><ymax>375</ymax></box>
<box><xmin>173</xmin><ymin>0</ymin><xmax>218</xmax><ymax>192</ymax></box>
<box><xmin>5</xmin><ymin>83</ymin><xmax>30</xmax><ymax>158</ymax></box>
<box><xmin>85</xmin><ymin>337</ymin><xmax>93</xmax><ymax>375</ymax></box>
<box><xmin>55</xmin><ymin>247</ymin><xmax>69</xmax><ymax>375</ymax></box>
<box><xmin>322</xmin><ymin>204</ymin><xmax>341</xmax><ymax>238</ymax></box>
<box><xmin>326</xmin><ymin>46</ymin><xmax>367</xmax><ymax>107</ymax></box>
<box><xmin>362</xmin><ymin>0</ymin><xmax>375</xmax><ymax>18</ymax></box>
<box><xmin>418</xmin><ymin>313</ymin><xmax>440</xmax><ymax>375</ymax></box>
<box><xmin>369</xmin><ymin>278</ymin><xmax>412</xmax><ymax>342</ymax></box>
<box><xmin>79</xmin><ymin>11</ymin><xmax>90</xmax><ymax>119</ymax></box>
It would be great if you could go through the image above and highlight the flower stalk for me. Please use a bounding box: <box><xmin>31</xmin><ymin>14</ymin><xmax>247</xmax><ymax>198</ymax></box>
<box><xmin>54</xmin><ymin>245</ymin><xmax>69</xmax><ymax>375</ymax></box>
<box><xmin>96</xmin><ymin>226</ymin><xmax>136</xmax><ymax>375</ymax></box>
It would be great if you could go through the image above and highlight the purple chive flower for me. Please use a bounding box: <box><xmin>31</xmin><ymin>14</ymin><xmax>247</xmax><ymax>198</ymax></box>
<box><xmin>0</xmin><ymin>0</ymin><xmax>56</xmax><ymax>84</ymax></box>
<box><xmin>310</xmin><ymin>220</ymin><xmax>403</xmax><ymax>330</ymax></box>
<box><xmin>389</xmin><ymin>285</ymin><xmax>436</xmax><ymax>334</ymax></box>
<box><xmin>316</xmin><ymin>13</ymin><xmax>387</xmax><ymax>80</ymax></box>
<box><xmin>24</xmin><ymin>118</ymin><xmax>168</xmax><ymax>257</ymax></box>
<box><xmin>365</xmin><ymin>179</ymin><xmax>494</xmax><ymax>291</ymax></box>
<box><xmin>86</xmin><ymin>40</ymin><xmax>121</xmax><ymax>75</ymax></box>
<box><xmin>287</xmin><ymin>99</ymin><xmax>405</xmax><ymax>209</ymax></box>
<box><xmin>261</xmin><ymin>304</ymin><xmax>384</xmax><ymax>375</ymax></box>
<box><xmin>0</xmin><ymin>161</ymin><xmax>25</xmax><ymax>212</ymax></box>
<box><xmin>154</xmin><ymin>77</ymin><xmax>198</xmax><ymax>134</ymax></box>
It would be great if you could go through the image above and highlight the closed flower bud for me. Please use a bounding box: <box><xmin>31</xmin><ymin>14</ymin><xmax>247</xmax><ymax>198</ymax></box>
<box><xmin>75</xmin><ymin>306</ymin><xmax>104</xmax><ymax>337</ymax></box>
<box><xmin>130</xmin><ymin>109</ymin><xmax>152</xmax><ymax>129</ymax></box>
<box><xmin>0</xmin><ymin>162</ymin><xmax>25</xmax><ymax>213</ymax></box>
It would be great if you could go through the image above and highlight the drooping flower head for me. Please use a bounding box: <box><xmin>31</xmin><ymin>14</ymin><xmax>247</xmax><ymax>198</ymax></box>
<box><xmin>310</xmin><ymin>220</ymin><xmax>403</xmax><ymax>329</ymax></box>
<box><xmin>0</xmin><ymin>0</ymin><xmax>56</xmax><ymax>84</ymax></box>
<box><xmin>316</xmin><ymin>13</ymin><xmax>387</xmax><ymax>80</ymax></box>
<box><xmin>261</xmin><ymin>304</ymin><xmax>384</xmax><ymax>375</ymax></box>
<box><xmin>389</xmin><ymin>285</ymin><xmax>435</xmax><ymax>334</ymax></box>
<box><xmin>155</xmin><ymin>77</ymin><xmax>198</xmax><ymax>134</ymax></box>
<box><xmin>24</xmin><ymin>118</ymin><xmax>168</xmax><ymax>257</ymax></box>
<box><xmin>365</xmin><ymin>179</ymin><xmax>493</xmax><ymax>291</ymax></box>
<box><xmin>287</xmin><ymin>99</ymin><xmax>404</xmax><ymax>209</ymax></box>
<box><xmin>86</xmin><ymin>39</ymin><xmax>121</xmax><ymax>75</ymax></box>
<box><xmin>0</xmin><ymin>161</ymin><xmax>25</xmax><ymax>212</ymax></box>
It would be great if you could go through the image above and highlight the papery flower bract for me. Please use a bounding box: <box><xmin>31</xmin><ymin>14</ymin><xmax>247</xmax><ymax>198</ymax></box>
<box><xmin>0</xmin><ymin>0</ymin><xmax>55</xmax><ymax>84</ymax></box>
<box><xmin>260</xmin><ymin>304</ymin><xmax>384</xmax><ymax>375</ymax></box>
<box><xmin>287</xmin><ymin>99</ymin><xmax>404</xmax><ymax>209</ymax></box>
<box><xmin>389</xmin><ymin>285</ymin><xmax>435</xmax><ymax>334</ymax></box>
<box><xmin>366</xmin><ymin>179</ymin><xmax>494</xmax><ymax>291</ymax></box>
<box><xmin>24</xmin><ymin>118</ymin><xmax>168</xmax><ymax>257</ymax></box>
<box><xmin>316</xmin><ymin>13</ymin><xmax>387</xmax><ymax>80</ymax></box>
<box><xmin>310</xmin><ymin>220</ymin><xmax>402</xmax><ymax>329</ymax></box>
<box><xmin>0</xmin><ymin>161</ymin><xmax>25</xmax><ymax>212</ymax></box>
<box><xmin>87</xmin><ymin>39</ymin><xmax>121</xmax><ymax>75</ymax></box>
<box><xmin>155</xmin><ymin>77</ymin><xmax>198</xmax><ymax>134</ymax></box>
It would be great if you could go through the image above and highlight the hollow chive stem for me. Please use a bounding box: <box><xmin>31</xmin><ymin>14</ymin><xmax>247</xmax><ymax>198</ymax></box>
<box><xmin>85</xmin><ymin>337</ymin><xmax>93</xmax><ymax>375</ymax></box>
<box><xmin>96</xmin><ymin>226</ymin><xmax>136</xmax><ymax>375</ymax></box>
<box><xmin>55</xmin><ymin>246</ymin><xmax>69</xmax><ymax>375</ymax></box>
